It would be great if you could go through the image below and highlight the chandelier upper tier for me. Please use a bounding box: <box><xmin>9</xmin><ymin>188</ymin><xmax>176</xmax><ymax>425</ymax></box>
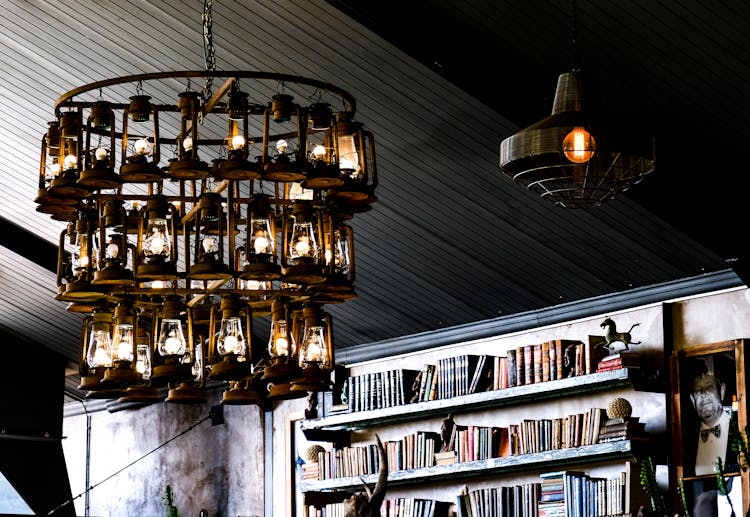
<box><xmin>34</xmin><ymin>70</ymin><xmax>377</xmax><ymax>406</ymax></box>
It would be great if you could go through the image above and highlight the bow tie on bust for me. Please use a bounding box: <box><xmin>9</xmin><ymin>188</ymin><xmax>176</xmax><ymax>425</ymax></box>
<box><xmin>701</xmin><ymin>425</ymin><xmax>721</xmax><ymax>442</ymax></box>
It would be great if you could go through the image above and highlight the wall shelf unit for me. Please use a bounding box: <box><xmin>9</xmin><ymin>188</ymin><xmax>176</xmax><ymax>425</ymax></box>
<box><xmin>302</xmin><ymin>368</ymin><xmax>653</xmax><ymax>437</ymax></box>
<box><xmin>299</xmin><ymin>349</ymin><xmax>661</xmax><ymax>516</ymax></box>
<box><xmin>299</xmin><ymin>439</ymin><xmax>641</xmax><ymax>493</ymax></box>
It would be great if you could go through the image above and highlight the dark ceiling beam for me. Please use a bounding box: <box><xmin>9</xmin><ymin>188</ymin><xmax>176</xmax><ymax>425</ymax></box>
<box><xmin>0</xmin><ymin>216</ymin><xmax>59</xmax><ymax>274</ymax></box>
<box><xmin>0</xmin><ymin>326</ymin><xmax>74</xmax><ymax>515</ymax></box>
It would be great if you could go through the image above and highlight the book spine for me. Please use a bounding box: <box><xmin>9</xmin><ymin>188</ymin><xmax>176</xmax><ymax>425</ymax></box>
<box><xmin>458</xmin><ymin>355</ymin><xmax>467</xmax><ymax>396</ymax></box>
<box><xmin>548</xmin><ymin>340</ymin><xmax>557</xmax><ymax>380</ymax></box>
<box><xmin>348</xmin><ymin>375</ymin><xmax>357</xmax><ymax>412</ymax></box>
<box><xmin>523</xmin><ymin>345</ymin><xmax>533</xmax><ymax>385</ymax></box>
<box><xmin>369</xmin><ymin>372</ymin><xmax>377</xmax><ymax>410</ymax></box>
<box><xmin>516</xmin><ymin>347</ymin><xmax>526</xmax><ymax>386</ymax></box>
<box><xmin>356</xmin><ymin>377</ymin><xmax>363</xmax><ymax>413</ymax></box>
<box><xmin>575</xmin><ymin>342</ymin><xmax>585</xmax><ymax>377</ymax></box>
<box><xmin>437</xmin><ymin>358</ymin><xmax>445</xmax><ymax>400</ymax></box>
<box><xmin>396</xmin><ymin>369</ymin><xmax>404</xmax><ymax>406</ymax></box>
<box><xmin>507</xmin><ymin>349</ymin><xmax>518</xmax><ymax>387</ymax></box>
<box><xmin>554</xmin><ymin>340</ymin><xmax>563</xmax><ymax>380</ymax></box>
<box><xmin>428</xmin><ymin>364</ymin><xmax>438</xmax><ymax>401</ymax></box>
<box><xmin>533</xmin><ymin>344</ymin><xmax>543</xmax><ymax>384</ymax></box>
<box><xmin>498</xmin><ymin>356</ymin><xmax>508</xmax><ymax>389</ymax></box>
<box><xmin>416</xmin><ymin>365</ymin><xmax>428</xmax><ymax>402</ymax></box>
<box><xmin>493</xmin><ymin>355</ymin><xmax>500</xmax><ymax>390</ymax></box>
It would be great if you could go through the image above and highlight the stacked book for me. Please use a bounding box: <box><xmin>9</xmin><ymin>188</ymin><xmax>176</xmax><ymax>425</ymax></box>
<box><xmin>301</xmin><ymin>461</ymin><xmax>319</xmax><ymax>480</ymax></box>
<box><xmin>538</xmin><ymin>471</ymin><xmax>565</xmax><ymax>517</ymax></box>
<box><xmin>597</xmin><ymin>416</ymin><xmax>647</xmax><ymax>443</ymax></box>
<box><xmin>595</xmin><ymin>351</ymin><xmax>641</xmax><ymax>372</ymax></box>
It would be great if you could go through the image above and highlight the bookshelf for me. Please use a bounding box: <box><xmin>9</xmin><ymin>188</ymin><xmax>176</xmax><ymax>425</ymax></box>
<box><xmin>302</xmin><ymin>368</ymin><xmax>654</xmax><ymax>437</ymax></box>
<box><xmin>299</xmin><ymin>439</ymin><xmax>642</xmax><ymax>492</ymax></box>
<box><xmin>299</xmin><ymin>365</ymin><xmax>657</xmax><ymax>517</ymax></box>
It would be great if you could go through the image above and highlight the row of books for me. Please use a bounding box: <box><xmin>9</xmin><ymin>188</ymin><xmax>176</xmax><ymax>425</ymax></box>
<box><xmin>410</xmin><ymin>354</ymin><xmax>499</xmax><ymax>403</ymax></box>
<box><xmin>345</xmin><ymin>368</ymin><xmax>421</xmax><ymax>412</ymax></box>
<box><xmin>315</xmin><ymin>430</ymin><xmax>441</xmax><ymax>480</ymax></box>
<box><xmin>538</xmin><ymin>470</ymin><xmax>627</xmax><ymax>517</ymax></box>
<box><xmin>342</xmin><ymin>339</ymin><xmax>635</xmax><ymax>413</ymax></box>
<box><xmin>510</xmin><ymin>407</ymin><xmax>608</xmax><ymax>455</ymax></box>
<box><xmin>306</xmin><ymin>497</ymin><xmax>451</xmax><ymax>517</ymax></box>
<box><xmin>311</xmin><ymin>413</ymin><xmax>647</xmax><ymax>480</ymax></box>
<box><xmin>453</xmin><ymin>469</ymin><xmax>628</xmax><ymax>517</ymax></box>
<box><xmin>383</xmin><ymin>431</ymin><xmax>442</xmax><ymax>471</ymax></box>
<box><xmin>306</xmin><ymin>472</ymin><xmax>627</xmax><ymax>517</ymax></box>
<box><xmin>449</xmin><ymin>407</ymin><xmax>615</xmax><ymax>460</ymax></box>
<box><xmin>453</xmin><ymin>425</ymin><xmax>510</xmax><ymax>463</ymax></box>
<box><xmin>381</xmin><ymin>498</ymin><xmax>452</xmax><ymax>517</ymax></box>
<box><xmin>456</xmin><ymin>482</ymin><xmax>541</xmax><ymax>517</ymax></box>
<box><xmin>315</xmin><ymin>442</ymin><xmax>381</xmax><ymax>480</ymax></box>
<box><xmin>506</xmin><ymin>338</ymin><xmax>612</xmax><ymax>388</ymax></box>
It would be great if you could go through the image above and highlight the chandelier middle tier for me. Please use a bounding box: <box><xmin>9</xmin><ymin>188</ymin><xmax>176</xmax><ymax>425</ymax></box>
<box><xmin>34</xmin><ymin>71</ymin><xmax>377</xmax><ymax>405</ymax></box>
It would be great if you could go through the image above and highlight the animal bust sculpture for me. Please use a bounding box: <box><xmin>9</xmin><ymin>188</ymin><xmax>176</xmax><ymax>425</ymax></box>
<box><xmin>599</xmin><ymin>317</ymin><xmax>641</xmax><ymax>351</ymax></box>
<box><xmin>343</xmin><ymin>434</ymin><xmax>388</xmax><ymax>517</ymax></box>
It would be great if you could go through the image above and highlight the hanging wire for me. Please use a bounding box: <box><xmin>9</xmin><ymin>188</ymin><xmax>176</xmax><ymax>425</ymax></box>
<box><xmin>45</xmin><ymin>414</ymin><xmax>212</xmax><ymax>515</ymax></box>
<box><xmin>570</xmin><ymin>0</ymin><xmax>580</xmax><ymax>70</ymax></box>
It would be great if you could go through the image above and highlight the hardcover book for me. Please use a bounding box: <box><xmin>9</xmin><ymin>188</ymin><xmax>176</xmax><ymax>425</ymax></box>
<box><xmin>542</xmin><ymin>341</ymin><xmax>551</xmax><ymax>382</ymax></box>
<box><xmin>507</xmin><ymin>349</ymin><xmax>518</xmax><ymax>387</ymax></box>
<box><xmin>497</xmin><ymin>356</ymin><xmax>508</xmax><ymax>389</ymax></box>
<box><xmin>469</xmin><ymin>354</ymin><xmax>496</xmax><ymax>393</ymax></box>
<box><xmin>523</xmin><ymin>344</ymin><xmax>534</xmax><ymax>385</ymax></box>
<box><xmin>516</xmin><ymin>346</ymin><xmax>525</xmax><ymax>386</ymax></box>
<box><xmin>533</xmin><ymin>344</ymin><xmax>543</xmax><ymax>384</ymax></box>
<box><xmin>559</xmin><ymin>340</ymin><xmax>582</xmax><ymax>378</ymax></box>
<box><xmin>596</xmin><ymin>351</ymin><xmax>641</xmax><ymax>372</ymax></box>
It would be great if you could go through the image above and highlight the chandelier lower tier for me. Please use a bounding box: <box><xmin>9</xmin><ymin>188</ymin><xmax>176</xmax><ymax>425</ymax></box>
<box><xmin>34</xmin><ymin>71</ymin><xmax>377</xmax><ymax>407</ymax></box>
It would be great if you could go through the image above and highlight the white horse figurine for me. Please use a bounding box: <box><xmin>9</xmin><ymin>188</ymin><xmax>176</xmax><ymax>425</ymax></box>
<box><xmin>600</xmin><ymin>318</ymin><xmax>641</xmax><ymax>350</ymax></box>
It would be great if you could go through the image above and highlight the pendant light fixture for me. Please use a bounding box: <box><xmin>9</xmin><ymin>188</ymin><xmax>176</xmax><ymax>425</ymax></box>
<box><xmin>498</xmin><ymin>0</ymin><xmax>655</xmax><ymax>208</ymax></box>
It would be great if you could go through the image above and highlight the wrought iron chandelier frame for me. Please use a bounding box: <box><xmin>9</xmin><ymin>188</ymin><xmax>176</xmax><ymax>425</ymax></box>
<box><xmin>35</xmin><ymin>69</ymin><xmax>377</xmax><ymax>407</ymax></box>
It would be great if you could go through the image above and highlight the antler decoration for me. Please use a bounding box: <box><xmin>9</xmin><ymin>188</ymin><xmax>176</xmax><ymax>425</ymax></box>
<box><xmin>344</xmin><ymin>434</ymin><xmax>388</xmax><ymax>517</ymax></box>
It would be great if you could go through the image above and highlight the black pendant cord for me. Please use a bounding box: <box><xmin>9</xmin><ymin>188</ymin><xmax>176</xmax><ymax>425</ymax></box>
<box><xmin>571</xmin><ymin>0</ymin><xmax>580</xmax><ymax>71</ymax></box>
<box><xmin>46</xmin><ymin>414</ymin><xmax>211</xmax><ymax>516</ymax></box>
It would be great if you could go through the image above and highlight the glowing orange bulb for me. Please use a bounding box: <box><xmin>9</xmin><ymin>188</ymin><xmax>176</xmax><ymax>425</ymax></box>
<box><xmin>562</xmin><ymin>126</ymin><xmax>596</xmax><ymax>163</ymax></box>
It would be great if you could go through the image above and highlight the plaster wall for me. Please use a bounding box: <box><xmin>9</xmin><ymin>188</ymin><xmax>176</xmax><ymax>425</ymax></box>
<box><xmin>62</xmin><ymin>389</ymin><xmax>264</xmax><ymax>517</ymax></box>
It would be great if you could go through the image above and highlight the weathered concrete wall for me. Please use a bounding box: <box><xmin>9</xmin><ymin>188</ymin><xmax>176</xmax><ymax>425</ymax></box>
<box><xmin>63</xmin><ymin>389</ymin><xmax>264</xmax><ymax>517</ymax></box>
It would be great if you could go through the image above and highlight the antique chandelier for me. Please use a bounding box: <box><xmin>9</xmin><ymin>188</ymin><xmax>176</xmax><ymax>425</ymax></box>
<box><xmin>33</xmin><ymin>31</ymin><xmax>377</xmax><ymax>406</ymax></box>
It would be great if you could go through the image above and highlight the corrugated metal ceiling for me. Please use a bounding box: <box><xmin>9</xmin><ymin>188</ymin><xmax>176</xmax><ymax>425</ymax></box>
<box><xmin>0</xmin><ymin>0</ymin><xmax>745</xmax><ymax>402</ymax></box>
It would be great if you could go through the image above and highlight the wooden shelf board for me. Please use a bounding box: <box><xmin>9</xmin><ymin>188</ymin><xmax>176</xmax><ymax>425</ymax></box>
<box><xmin>299</xmin><ymin>439</ymin><xmax>638</xmax><ymax>493</ymax></box>
<box><xmin>302</xmin><ymin>368</ymin><xmax>650</xmax><ymax>434</ymax></box>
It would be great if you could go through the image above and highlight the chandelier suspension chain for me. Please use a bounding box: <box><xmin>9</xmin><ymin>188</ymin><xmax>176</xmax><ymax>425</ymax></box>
<box><xmin>202</xmin><ymin>0</ymin><xmax>216</xmax><ymax>100</ymax></box>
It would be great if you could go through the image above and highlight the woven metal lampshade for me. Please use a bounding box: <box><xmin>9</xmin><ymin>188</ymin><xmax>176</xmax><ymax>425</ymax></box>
<box><xmin>499</xmin><ymin>70</ymin><xmax>655</xmax><ymax>208</ymax></box>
